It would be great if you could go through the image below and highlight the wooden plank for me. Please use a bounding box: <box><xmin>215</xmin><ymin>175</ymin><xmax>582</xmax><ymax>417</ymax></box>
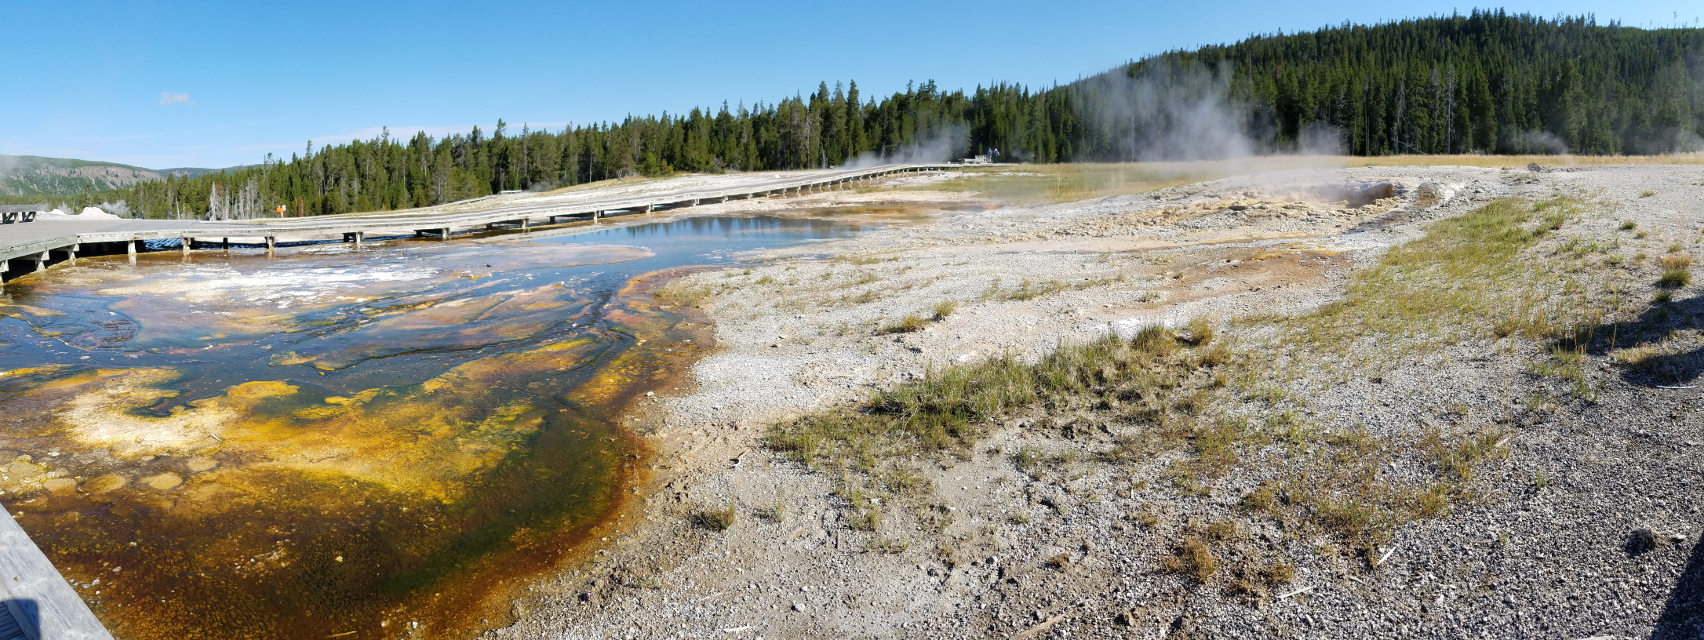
<box><xmin>0</xmin><ymin>503</ymin><xmax>114</xmax><ymax>640</ymax></box>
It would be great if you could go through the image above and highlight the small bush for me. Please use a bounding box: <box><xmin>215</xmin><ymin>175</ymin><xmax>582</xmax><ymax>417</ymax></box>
<box><xmin>1621</xmin><ymin>221</ymin><xmax>1638</xmax><ymax>231</ymax></box>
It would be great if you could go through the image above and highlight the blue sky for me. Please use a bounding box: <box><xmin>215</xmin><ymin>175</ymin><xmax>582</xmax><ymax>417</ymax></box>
<box><xmin>3</xmin><ymin>0</ymin><xmax>1699</xmax><ymax>169</ymax></box>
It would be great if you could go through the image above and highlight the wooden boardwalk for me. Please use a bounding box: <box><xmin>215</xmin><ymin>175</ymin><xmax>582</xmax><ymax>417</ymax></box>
<box><xmin>1</xmin><ymin>164</ymin><xmax>958</xmax><ymax>278</ymax></box>
<box><xmin>0</xmin><ymin>502</ymin><xmax>114</xmax><ymax>640</ymax></box>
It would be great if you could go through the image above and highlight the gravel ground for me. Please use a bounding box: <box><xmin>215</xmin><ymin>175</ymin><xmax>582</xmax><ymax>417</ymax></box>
<box><xmin>481</xmin><ymin>163</ymin><xmax>1704</xmax><ymax>640</ymax></box>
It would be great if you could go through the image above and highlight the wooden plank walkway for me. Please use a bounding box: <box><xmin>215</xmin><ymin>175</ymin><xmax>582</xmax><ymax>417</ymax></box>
<box><xmin>0</xmin><ymin>502</ymin><xmax>114</xmax><ymax>640</ymax></box>
<box><xmin>0</xmin><ymin>164</ymin><xmax>960</xmax><ymax>269</ymax></box>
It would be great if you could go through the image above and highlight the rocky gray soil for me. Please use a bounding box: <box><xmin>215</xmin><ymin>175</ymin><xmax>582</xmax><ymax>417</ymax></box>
<box><xmin>484</xmin><ymin>163</ymin><xmax>1704</xmax><ymax>640</ymax></box>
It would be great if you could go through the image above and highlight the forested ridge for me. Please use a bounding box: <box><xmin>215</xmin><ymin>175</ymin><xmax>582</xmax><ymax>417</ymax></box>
<box><xmin>41</xmin><ymin>11</ymin><xmax>1704</xmax><ymax>219</ymax></box>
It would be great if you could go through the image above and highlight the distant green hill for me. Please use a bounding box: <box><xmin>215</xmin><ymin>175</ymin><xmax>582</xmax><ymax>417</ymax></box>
<box><xmin>155</xmin><ymin>166</ymin><xmax>251</xmax><ymax>179</ymax></box>
<box><xmin>0</xmin><ymin>155</ymin><xmax>228</xmax><ymax>197</ymax></box>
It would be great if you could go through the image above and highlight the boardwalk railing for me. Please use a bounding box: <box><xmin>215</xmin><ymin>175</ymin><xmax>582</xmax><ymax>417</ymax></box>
<box><xmin>0</xmin><ymin>502</ymin><xmax>115</xmax><ymax>640</ymax></box>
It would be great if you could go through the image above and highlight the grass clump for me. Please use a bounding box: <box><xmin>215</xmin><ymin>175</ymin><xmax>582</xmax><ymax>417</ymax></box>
<box><xmin>1164</xmin><ymin>537</ymin><xmax>1219</xmax><ymax>583</ymax></box>
<box><xmin>877</xmin><ymin>313</ymin><xmax>930</xmax><ymax>335</ymax></box>
<box><xmin>864</xmin><ymin>538</ymin><xmax>908</xmax><ymax>554</ymax></box>
<box><xmin>655</xmin><ymin>280</ymin><xmax>713</xmax><ymax>307</ymax></box>
<box><xmin>877</xmin><ymin>301</ymin><xmax>959</xmax><ymax>334</ymax></box>
<box><xmin>1421</xmin><ymin>426</ymin><xmax>1511</xmax><ymax>483</ymax></box>
<box><xmin>1658</xmin><ymin>253</ymin><xmax>1692</xmax><ymax>288</ymax></box>
<box><xmin>692</xmin><ymin>502</ymin><xmax>737</xmax><ymax>532</ymax></box>
<box><xmin>997</xmin><ymin>278</ymin><xmax>1068</xmax><ymax>301</ymax></box>
<box><xmin>932</xmin><ymin>300</ymin><xmax>958</xmax><ymax>321</ymax></box>
<box><xmin>1162</xmin><ymin>520</ymin><xmax>1239</xmax><ymax>583</ymax></box>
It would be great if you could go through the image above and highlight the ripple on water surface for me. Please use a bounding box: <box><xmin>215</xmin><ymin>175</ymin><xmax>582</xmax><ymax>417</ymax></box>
<box><xmin>0</xmin><ymin>214</ymin><xmax>868</xmax><ymax>639</ymax></box>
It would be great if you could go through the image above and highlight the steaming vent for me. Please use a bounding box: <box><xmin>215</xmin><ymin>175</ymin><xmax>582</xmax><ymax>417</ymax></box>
<box><xmin>1412</xmin><ymin>182</ymin><xmax>1460</xmax><ymax>209</ymax></box>
<box><xmin>1243</xmin><ymin>181</ymin><xmax>1399</xmax><ymax>209</ymax></box>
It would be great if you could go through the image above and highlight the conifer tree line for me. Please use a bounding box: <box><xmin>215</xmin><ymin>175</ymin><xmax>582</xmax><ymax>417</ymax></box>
<box><xmin>88</xmin><ymin>11</ymin><xmax>1704</xmax><ymax>219</ymax></box>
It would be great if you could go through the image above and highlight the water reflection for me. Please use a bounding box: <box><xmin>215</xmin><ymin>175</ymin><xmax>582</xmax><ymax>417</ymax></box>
<box><xmin>0</xmin><ymin>214</ymin><xmax>864</xmax><ymax>639</ymax></box>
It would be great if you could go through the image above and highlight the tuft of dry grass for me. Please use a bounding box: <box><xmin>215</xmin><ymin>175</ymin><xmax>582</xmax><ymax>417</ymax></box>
<box><xmin>995</xmin><ymin>278</ymin><xmax>1068</xmax><ymax>301</ymax></box>
<box><xmin>1658</xmin><ymin>253</ymin><xmax>1692</xmax><ymax>288</ymax></box>
<box><xmin>655</xmin><ymin>280</ymin><xmax>713</xmax><ymax>307</ymax></box>
<box><xmin>932</xmin><ymin>300</ymin><xmax>958</xmax><ymax>321</ymax></box>
<box><xmin>1164</xmin><ymin>536</ymin><xmax>1220</xmax><ymax>583</ymax></box>
<box><xmin>1162</xmin><ymin>519</ymin><xmax>1240</xmax><ymax>583</ymax></box>
<box><xmin>692</xmin><ymin>502</ymin><xmax>737</xmax><ymax>532</ymax></box>
<box><xmin>877</xmin><ymin>313</ymin><xmax>929</xmax><ymax>335</ymax></box>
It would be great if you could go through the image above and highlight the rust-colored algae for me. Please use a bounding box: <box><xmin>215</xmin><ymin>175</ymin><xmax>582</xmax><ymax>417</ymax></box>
<box><xmin>0</xmin><ymin>246</ymin><xmax>693</xmax><ymax>639</ymax></box>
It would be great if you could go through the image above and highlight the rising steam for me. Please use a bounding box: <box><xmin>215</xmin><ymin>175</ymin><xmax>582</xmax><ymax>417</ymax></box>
<box><xmin>840</xmin><ymin>124</ymin><xmax>969</xmax><ymax>168</ymax></box>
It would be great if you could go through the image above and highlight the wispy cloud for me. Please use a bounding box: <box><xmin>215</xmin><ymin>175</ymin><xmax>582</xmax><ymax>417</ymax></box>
<box><xmin>158</xmin><ymin>92</ymin><xmax>192</xmax><ymax>106</ymax></box>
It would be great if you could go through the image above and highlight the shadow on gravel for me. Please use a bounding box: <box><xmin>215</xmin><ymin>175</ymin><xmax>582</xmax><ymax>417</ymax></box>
<box><xmin>1650</xmin><ymin>535</ymin><xmax>1704</xmax><ymax>640</ymax></box>
<box><xmin>1587</xmin><ymin>294</ymin><xmax>1704</xmax><ymax>387</ymax></box>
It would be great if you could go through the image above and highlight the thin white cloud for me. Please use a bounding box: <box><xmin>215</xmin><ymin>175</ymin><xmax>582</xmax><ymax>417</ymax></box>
<box><xmin>159</xmin><ymin>92</ymin><xmax>192</xmax><ymax>106</ymax></box>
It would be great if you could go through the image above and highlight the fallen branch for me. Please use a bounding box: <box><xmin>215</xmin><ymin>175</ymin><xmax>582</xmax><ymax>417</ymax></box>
<box><xmin>1656</xmin><ymin>385</ymin><xmax>1696</xmax><ymax>390</ymax></box>
<box><xmin>1011</xmin><ymin>613</ymin><xmax>1066</xmax><ymax>640</ymax></box>
<box><xmin>1010</xmin><ymin>597</ymin><xmax>1090</xmax><ymax>640</ymax></box>
<box><xmin>1277</xmin><ymin>585</ymin><xmax>1314</xmax><ymax>600</ymax></box>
